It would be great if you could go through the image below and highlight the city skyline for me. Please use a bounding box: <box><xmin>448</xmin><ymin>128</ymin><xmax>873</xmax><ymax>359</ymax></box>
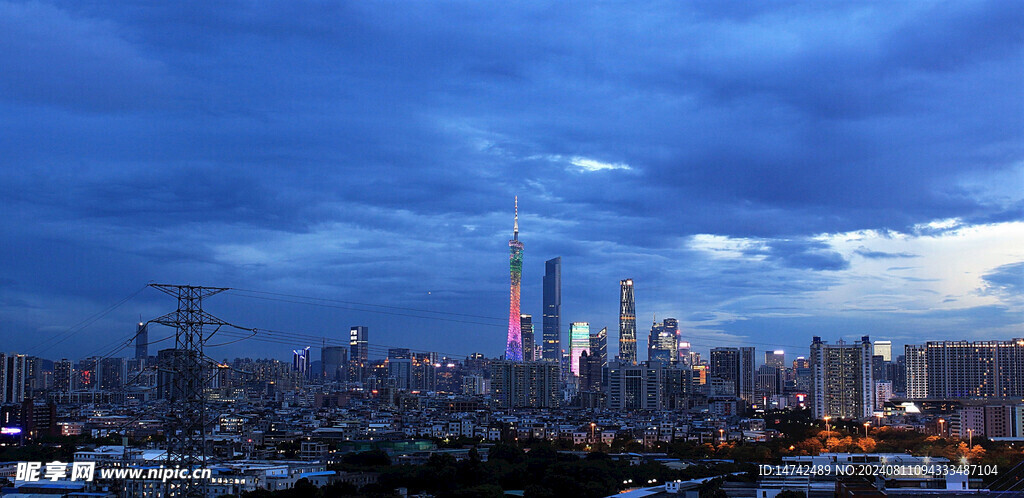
<box><xmin>1</xmin><ymin>2</ymin><xmax>1022</xmax><ymax>361</ymax></box>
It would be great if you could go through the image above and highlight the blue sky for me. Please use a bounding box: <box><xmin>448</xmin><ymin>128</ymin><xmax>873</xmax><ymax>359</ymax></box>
<box><xmin>1</xmin><ymin>1</ymin><xmax>1022</xmax><ymax>363</ymax></box>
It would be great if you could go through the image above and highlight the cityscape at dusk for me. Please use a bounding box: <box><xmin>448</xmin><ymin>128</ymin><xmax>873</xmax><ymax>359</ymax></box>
<box><xmin>0</xmin><ymin>1</ymin><xmax>1022</xmax><ymax>497</ymax></box>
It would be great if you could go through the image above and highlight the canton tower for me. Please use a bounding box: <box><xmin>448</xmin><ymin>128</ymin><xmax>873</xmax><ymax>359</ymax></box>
<box><xmin>505</xmin><ymin>197</ymin><xmax>524</xmax><ymax>361</ymax></box>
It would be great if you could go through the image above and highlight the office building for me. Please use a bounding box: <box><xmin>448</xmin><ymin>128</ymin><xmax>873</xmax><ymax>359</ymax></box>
<box><xmin>578</xmin><ymin>351</ymin><xmax>602</xmax><ymax>393</ymax></box>
<box><xmin>678</xmin><ymin>341</ymin><xmax>692</xmax><ymax>367</ymax></box>
<box><xmin>709</xmin><ymin>347</ymin><xmax>754</xmax><ymax>401</ymax></box>
<box><xmin>874</xmin><ymin>340</ymin><xmax>892</xmax><ymax>362</ymax></box>
<box><xmin>923</xmin><ymin>338</ymin><xmax>1024</xmax><ymax>398</ymax></box>
<box><xmin>756</xmin><ymin>365</ymin><xmax>784</xmax><ymax>397</ymax></box>
<box><xmin>647</xmin><ymin>317</ymin><xmax>678</xmax><ymax>364</ymax></box>
<box><xmin>590</xmin><ymin>327</ymin><xmax>608</xmax><ymax>367</ymax></box>
<box><xmin>542</xmin><ymin>257</ymin><xmax>561</xmax><ymax>361</ymax></box>
<box><xmin>765</xmin><ymin>350</ymin><xmax>785</xmax><ymax>368</ymax></box>
<box><xmin>350</xmin><ymin>326</ymin><xmax>368</xmax><ymax>381</ymax></box>
<box><xmin>505</xmin><ymin>197</ymin><xmax>524</xmax><ymax>362</ymax></box>
<box><xmin>618</xmin><ymin>279</ymin><xmax>637</xmax><ymax>364</ymax></box>
<box><xmin>388</xmin><ymin>359</ymin><xmax>412</xmax><ymax>390</ymax></box>
<box><xmin>135</xmin><ymin>322</ymin><xmax>148</xmax><ymax>360</ymax></box>
<box><xmin>322</xmin><ymin>346</ymin><xmax>348</xmax><ymax>382</ymax></box>
<box><xmin>490</xmin><ymin>360</ymin><xmax>560</xmax><ymax>408</ymax></box>
<box><xmin>520</xmin><ymin>314</ymin><xmax>535</xmax><ymax>361</ymax></box>
<box><xmin>810</xmin><ymin>336</ymin><xmax>874</xmax><ymax>419</ymax></box>
<box><xmin>293</xmin><ymin>347</ymin><xmax>311</xmax><ymax>380</ymax></box>
<box><xmin>569</xmin><ymin>322</ymin><xmax>590</xmax><ymax>377</ymax></box>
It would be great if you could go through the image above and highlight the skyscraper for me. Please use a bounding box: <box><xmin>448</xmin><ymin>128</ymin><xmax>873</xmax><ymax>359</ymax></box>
<box><xmin>618</xmin><ymin>279</ymin><xmax>636</xmax><ymax>364</ymax></box>
<box><xmin>648</xmin><ymin>317</ymin><xmax>679</xmax><ymax>363</ymax></box>
<box><xmin>293</xmin><ymin>347</ymin><xmax>311</xmax><ymax>379</ymax></box>
<box><xmin>590</xmin><ymin>327</ymin><xmax>608</xmax><ymax>367</ymax></box>
<box><xmin>569</xmin><ymin>322</ymin><xmax>590</xmax><ymax>377</ymax></box>
<box><xmin>710</xmin><ymin>348</ymin><xmax>740</xmax><ymax>396</ymax></box>
<box><xmin>350</xmin><ymin>326</ymin><xmax>368</xmax><ymax>381</ymax></box>
<box><xmin>505</xmin><ymin>197</ymin><xmax>524</xmax><ymax>362</ymax></box>
<box><xmin>873</xmin><ymin>340</ymin><xmax>892</xmax><ymax>362</ymax></box>
<box><xmin>135</xmin><ymin>322</ymin><xmax>148</xmax><ymax>360</ymax></box>
<box><xmin>904</xmin><ymin>344</ymin><xmax>927</xmax><ymax>399</ymax></box>
<box><xmin>542</xmin><ymin>257</ymin><xmax>561</xmax><ymax>361</ymax></box>
<box><xmin>739</xmin><ymin>346</ymin><xmax>755</xmax><ymax>401</ymax></box>
<box><xmin>520</xmin><ymin>314</ymin><xmax>535</xmax><ymax>361</ymax></box>
<box><xmin>810</xmin><ymin>336</ymin><xmax>874</xmax><ymax>419</ymax></box>
<box><xmin>765</xmin><ymin>350</ymin><xmax>785</xmax><ymax>368</ymax></box>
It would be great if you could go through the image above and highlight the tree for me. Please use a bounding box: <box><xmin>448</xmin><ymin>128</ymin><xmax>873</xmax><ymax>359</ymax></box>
<box><xmin>489</xmin><ymin>442</ymin><xmax>525</xmax><ymax>464</ymax></box>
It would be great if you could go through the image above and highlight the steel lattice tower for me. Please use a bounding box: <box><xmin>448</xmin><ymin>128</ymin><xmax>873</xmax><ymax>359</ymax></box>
<box><xmin>506</xmin><ymin>197</ymin><xmax>524</xmax><ymax>361</ymax></box>
<box><xmin>150</xmin><ymin>284</ymin><xmax>230</xmax><ymax>497</ymax></box>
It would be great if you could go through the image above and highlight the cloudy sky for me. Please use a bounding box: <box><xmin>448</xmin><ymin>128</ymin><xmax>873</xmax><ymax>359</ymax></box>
<box><xmin>1</xmin><ymin>1</ymin><xmax>1022</xmax><ymax>363</ymax></box>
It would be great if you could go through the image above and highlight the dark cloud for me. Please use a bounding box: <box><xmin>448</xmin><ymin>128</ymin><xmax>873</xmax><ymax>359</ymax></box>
<box><xmin>983</xmin><ymin>262</ymin><xmax>1024</xmax><ymax>298</ymax></box>
<box><xmin>0</xmin><ymin>0</ymin><xmax>1021</xmax><ymax>359</ymax></box>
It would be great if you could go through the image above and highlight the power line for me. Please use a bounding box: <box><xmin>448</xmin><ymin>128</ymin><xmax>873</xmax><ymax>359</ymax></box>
<box><xmin>30</xmin><ymin>284</ymin><xmax>149</xmax><ymax>356</ymax></box>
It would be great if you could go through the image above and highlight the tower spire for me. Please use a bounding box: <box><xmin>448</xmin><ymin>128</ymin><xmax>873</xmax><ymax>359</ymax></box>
<box><xmin>513</xmin><ymin>196</ymin><xmax>519</xmax><ymax>240</ymax></box>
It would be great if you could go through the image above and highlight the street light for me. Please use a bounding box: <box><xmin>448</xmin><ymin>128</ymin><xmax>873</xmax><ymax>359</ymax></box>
<box><xmin>938</xmin><ymin>418</ymin><xmax>945</xmax><ymax>436</ymax></box>
<box><xmin>719</xmin><ymin>428</ymin><xmax>725</xmax><ymax>442</ymax></box>
<box><xmin>823</xmin><ymin>416</ymin><xmax>831</xmax><ymax>435</ymax></box>
<box><xmin>863</xmin><ymin>422</ymin><xmax>870</xmax><ymax>438</ymax></box>
<box><xmin>967</xmin><ymin>428</ymin><xmax>973</xmax><ymax>448</ymax></box>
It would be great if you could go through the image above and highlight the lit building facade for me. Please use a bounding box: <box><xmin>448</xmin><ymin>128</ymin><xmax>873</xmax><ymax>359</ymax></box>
<box><xmin>505</xmin><ymin>197</ymin><xmax>524</xmax><ymax>362</ymax></box>
<box><xmin>923</xmin><ymin>338</ymin><xmax>1024</xmax><ymax>398</ymax></box>
<box><xmin>618</xmin><ymin>279</ymin><xmax>636</xmax><ymax>364</ymax></box>
<box><xmin>904</xmin><ymin>344</ymin><xmax>927</xmax><ymax>399</ymax></box>
<box><xmin>490</xmin><ymin>360</ymin><xmax>560</xmax><ymax>408</ymax></box>
<box><xmin>810</xmin><ymin>336</ymin><xmax>874</xmax><ymax>419</ymax></box>
<box><xmin>569</xmin><ymin>322</ymin><xmax>590</xmax><ymax>377</ymax></box>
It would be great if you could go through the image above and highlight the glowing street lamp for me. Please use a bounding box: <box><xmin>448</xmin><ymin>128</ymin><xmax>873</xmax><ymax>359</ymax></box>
<box><xmin>719</xmin><ymin>428</ymin><xmax>725</xmax><ymax>442</ymax></box>
<box><xmin>967</xmin><ymin>428</ymin><xmax>974</xmax><ymax>448</ymax></box>
<box><xmin>863</xmin><ymin>422</ymin><xmax>870</xmax><ymax>437</ymax></box>
<box><xmin>938</xmin><ymin>418</ymin><xmax>945</xmax><ymax>436</ymax></box>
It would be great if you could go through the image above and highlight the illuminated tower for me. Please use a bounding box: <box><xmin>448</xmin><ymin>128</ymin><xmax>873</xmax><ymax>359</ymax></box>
<box><xmin>505</xmin><ymin>197</ymin><xmax>524</xmax><ymax>361</ymax></box>
<box><xmin>569</xmin><ymin>322</ymin><xmax>590</xmax><ymax>376</ymax></box>
<box><xmin>618</xmin><ymin>279</ymin><xmax>636</xmax><ymax>364</ymax></box>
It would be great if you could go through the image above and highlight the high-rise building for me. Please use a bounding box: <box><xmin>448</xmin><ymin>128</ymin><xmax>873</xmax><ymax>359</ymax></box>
<box><xmin>873</xmin><ymin>340</ymin><xmax>892</xmax><ymax>362</ymax></box>
<box><xmin>350</xmin><ymin>326</ymin><xmax>368</xmax><ymax>380</ymax></box>
<box><xmin>710</xmin><ymin>347</ymin><xmax>739</xmax><ymax>396</ymax></box>
<box><xmin>54</xmin><ymin>359</ymin><xmax>73</xmax><ymax>393</ymax></box>
<box><xmin>388</xmin><ymin>348</ymin><xmax>412</xmax><ymax>360</ymax></box>
<box><xmin>578</xmin><ymin>351</ymin><xmax>602</xmax><ymax>393</ymax></box>
<box><xmin>756</xmin><ymin>365</ymin><xmax>784</xmax><ymax>397</ymax></box>
<box><xmin>569</xmin><ymin>322</ymin><xmax>590</xmax><ymax>377</ymax></box>
<box><xmin>923</xmin><ymin>339</ymin><xmax>1024</xmax><ymax>398</ymax></box>
<box><xmin>605</xmin><ymin>360</ymin><xmax>662</xmax><ymax>411</ymax></box>
<box><xmin>77</xmin><ymin>357</ymin><xmax>99</xmax><ymax>390</ymax></box>
<box><xmin>590</xmin><ymin>327</ymin><xmax>608</xmax><ymax>367</ymax></box>
<box><xmin>293</xmin><ymin>347</ymin><xmax>311</xmax><ymax>380</ymax></box>
<box><xmin>505</xmin><ymin>197</ymin><xmax>524</xmax><ymax>362</ymax></box>
<box><xmin>99</xmin><ymin>357</ymin><xmax>125</xmax><ymax>390</ymax></box>
<box><xmin>322</xmin><ymin>346</ymin><xmax>348</xmax><ymax>382</ymax></box>
<box><xmin>739</xmin><ymin>347</ymin><xmax>755</xmax><ymax>401</ymax></box>
<box><xmin>490</xmin><ymin>360</ymin><xmax>560</xmax><ymax>408</ymax></box>
<box><xmin>135</xmin><ymin>322</ymin><xmax>149</xmax><ymax>360</ymax></box>
<box><xmin>678</xmin><ymin>341</ymin><xmax>692</xmax><ymax>367</ymax></box>
<box><xmin>648</xmin><ymin>317</ymin><xmax>679</xmax><ymax>363</ymax></box>
<box><xmin>618</xmin><ymin>279</ymin><xmax>636</xmax><ymax>364</ymax></box>
<box><xmin>520</xmin><ymin>314</ymin><xmax>535</xmax><ymax>362</ymax></box>
<box><xmin>765</xmin><ymin>350</ymin><xmax>785</xmax><ymax>368</ymax></box>
<box><xmin>810</xmin><ymin>336</ymin><xmax>874</xmax><ymax>419</ymax></box>
<box><xmin>905</xmin><ymin>345</ymin><xmax>927</xmax><ymax>399</ymax></box>
<box><xmin>710</xmin><ymin>347</ymin><xmax>753</xmax><ymax>400</ymax></box>
<box><xmin>542</xmin><ymin>257</ymin><xmax>561</xmax><ymax>361</ymax></box>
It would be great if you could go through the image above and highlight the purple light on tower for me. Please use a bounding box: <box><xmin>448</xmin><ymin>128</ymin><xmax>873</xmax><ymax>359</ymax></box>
<box><xmin>506</xmin><ymin>197</ymin><xmax>524</xmax><ymax>361</ymax></box>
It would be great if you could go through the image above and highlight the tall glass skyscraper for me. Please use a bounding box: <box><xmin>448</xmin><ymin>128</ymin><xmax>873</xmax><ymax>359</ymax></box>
<box><xmin>569</xmin><ymin>322</ymin><xmax>590</xmax><ymax>376</ymax></box>
<box><xmin>618</xmin><ymin>279</ymin><xmax>636</xmax><ymax>364</ymax></box>
<box><xmin>520</xmin><ymin>314</ymin><xmax>535</xmax><ymax>361</ymax></box>
<box><xmin>542</xmin><ymin>257</ymin><xmax>561</xmax><ymax>361</ymax></box>
<box><xmin>590</xmin><ymin>327</ymin><xmax>608</xmax><ymax>367</ymax></box>
<box><xmin>505</xmin><ymin>198</ymin><xmax>524</xmax><ymax>362</ymax></box>
<box><xmin>135</xmin><ymin>322</ymin><xmax>148</xmax><ymax>360</ymax></box>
